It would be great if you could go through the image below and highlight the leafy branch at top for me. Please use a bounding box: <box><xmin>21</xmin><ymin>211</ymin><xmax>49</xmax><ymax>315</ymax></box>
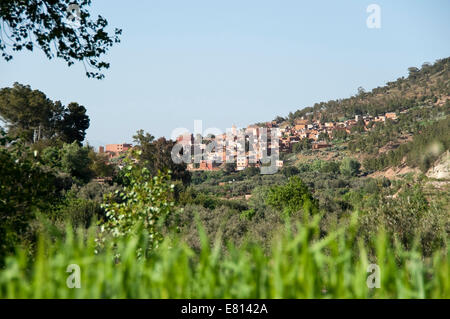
<box><xmin>0</xmin><ymin>0</ymin><xmax>122</xmax><ymax>79</ymax></box>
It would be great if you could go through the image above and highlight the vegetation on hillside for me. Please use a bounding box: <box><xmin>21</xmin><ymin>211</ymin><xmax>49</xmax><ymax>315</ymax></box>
<box><xmin>0</xmin><ymin>58</ymin><xmax>449</xmax><ymax>298</ymax></box>
<box><xmin>280</xmin><ymin>58</ymin><xmax>449</xmax><ymax>123</ymax></box>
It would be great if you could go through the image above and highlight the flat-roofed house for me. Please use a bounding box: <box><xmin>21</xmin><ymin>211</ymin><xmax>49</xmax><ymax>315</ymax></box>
<box><xmin>236</xmin><ymin>156</ymin><xmax>248</xmax><ymax>170</ymax></box>
<box><xmin>105</xmin><ymin>143</ymin><xmax>132</xmax><ymax>158</ymax></box>
<box><xmin>312</xmin><ymin>142</ymin><xmax>331</xmax><ymax>150</ymax></box>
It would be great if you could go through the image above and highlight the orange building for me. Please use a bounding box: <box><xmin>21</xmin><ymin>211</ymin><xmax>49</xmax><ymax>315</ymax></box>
<box><xmin>176</xmin><ymin>133</ymin><xmax>194</xmax><ymax>145</ymax></box>
<box><xmin>105</xmin><ymin>143</ymin><xmax>132</xmax><ymax>158</ymax></box>
<box><xmin>312</xmin><ymin>142</ymin><xmax>331</xmax><ymax>150</ymax></box>
<box><xmin>199</xmin><ymin>160</ymin><xmax>219</xmax><ymax>171</ymax></box>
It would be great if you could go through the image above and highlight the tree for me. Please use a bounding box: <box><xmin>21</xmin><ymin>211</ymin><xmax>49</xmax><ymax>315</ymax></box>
<box><xmin>292</xmin><ymin>138</ymin><xmax>312</xmax><ymax>153</ymax></box>
<box><xmin>224</xmin><ymin>163</ymin><xmax>235</xmax><ymax>174</ymax></box>
<box><xmin>408</xmin><ymin>67</ymin><xmax>420</xmax><ymax>82</ymax></box>
<box><xmin>0</xmin><ymin>129</ymin><xmax>57</xmax><ymax>262</ymax></box>
<box><xmin>60</xmin><ymin>142</ymin><xmax>93</xmax><ymax>183</ymax></box>
<box><xmin>88</xmin><ymin>148</ymin><xmax>114</xmax><ymax>178</ymax></box>
<box><xmin>266</xmin><ymin>176</ymin><xmax>318</xmax><ymax>216</ymax></box>
<box><xmin>318</xmin><ymin>132</ymin><xmax>330</xmax><ymax>142</ymax></box>
<box><xmin>281</xmin><ymin>166</ymin><xmax>299</xmax><ymax>178</ymax></box>
<box><xmin>274</xmin><ymin>116</ymin><xmax>285</xmax><ymax>124</ymax></box>
<box><xmin>351</xmin><ymin>117</ymin><xmax>366</xmax><ymax>133</ymax></box>
<box><xmin>0</xmin><ymin>0</ymin><xmax>121</xmax><ymax>79</ymax></box>
<box><xmin>41</xmin><ymin>146</ymin><xmax>61</xmax><ymax>169</ymax></box>
<box><xmin>0</xmin><ymin>83</ymin><xmax>54</xmax><ymax>141</ymax></box>
<box><xmin>59</xmin><ymin>102</ymin><xmax>90</xmax><ymax>144</ymax></box>
<box><xmin>243</xmin><ymin>166</ymin><xmax>259</xmax><ymax>177</ymax></box>
<box><xmin>100</xmin><ymin>155</ymin><xmax>175</xmax><ymax>252</ymax></box>
<box><xmin>408</xmin><ymin>67</ymin><xmax>419</xmax><ymax>76</ymax></box>
<box><xmin>133</xmin><ymin>130</ymin><xmax>191</xmax><ymax>184</ymax></box>
<box><xmin>332</xmin><ymin>129</ymin><xmax>348</xmax><ymax>140</ymax></box>
<box><xmin>0</xmin><ymin>83</ymin><xmax>90</xmax><ymax>144</ymax></box>
<box><xmin>357</xmin><ymin>86</ymin><xmax>366</xmax><ymax>97</ymax></box>
<box><xmin>340</xmin><ymin>158</ymin><xmax>361</xmax><ymax>177</ymax></box>
<box><xmin>133</xmin><ymin>129</ymin><xmax>155</xmax><ymax>149</ymax></box>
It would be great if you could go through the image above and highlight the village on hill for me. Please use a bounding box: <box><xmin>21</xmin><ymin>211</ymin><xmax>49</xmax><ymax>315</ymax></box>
<box><xmin>99</xmin><ymin>111</ymin><xmax>399</xmax><ymax>172</ymax></box>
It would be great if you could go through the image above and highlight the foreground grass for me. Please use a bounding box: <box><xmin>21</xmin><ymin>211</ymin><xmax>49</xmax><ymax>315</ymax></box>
<box><xmin>0</xmin><ymin>214</ymin><xmax>448</xmax><ymax>298</ymax></box>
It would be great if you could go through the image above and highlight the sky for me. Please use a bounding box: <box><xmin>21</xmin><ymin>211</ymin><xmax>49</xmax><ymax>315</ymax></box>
<box><xmin>1</xmin><ymin>0</ymin><xmax>449</xmax><ymax>147</ymax></box>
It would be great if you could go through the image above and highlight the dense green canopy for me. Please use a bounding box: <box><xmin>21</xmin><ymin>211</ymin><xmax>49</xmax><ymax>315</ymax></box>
<box><xmin>0</xmin><ymin>82</ymin><xmax>90</xmax><ymax>144</ymax></box>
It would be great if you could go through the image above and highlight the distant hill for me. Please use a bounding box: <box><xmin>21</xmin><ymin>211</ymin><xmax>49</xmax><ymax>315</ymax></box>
<box><xmin>276</xmin><ymin>57</ymin><xmax>450</xmax><ymax>124</ymax></box>
<box><xmin>268</xmin><ymin>57</ymin><xmax>450</xmax><ymax>174</ymax></box>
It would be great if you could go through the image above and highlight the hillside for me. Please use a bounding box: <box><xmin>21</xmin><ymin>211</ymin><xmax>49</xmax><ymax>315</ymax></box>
<box><xmin>278</xmin><ymin>57</ymin><xmax>450</xmax><ymax>123</ymax></box>
<box><xmin>265</xmin><ymin>58</ymin><xmax>450</xmax><ymax>175</ymax></box>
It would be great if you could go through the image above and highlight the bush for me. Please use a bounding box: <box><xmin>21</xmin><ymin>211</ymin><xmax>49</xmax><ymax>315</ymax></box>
<box><xmin>359</xmin><ymin>184</ymin><xmax>448</xmax><ymax>255</ymax></box>
<box><xmin>266</xmin><ymin>176</ymin><xmax>318</xmax><ymax>216</ymax></box>
<box><xmin>99</xmin><ymin>155</ymin><xmax>175</xmax><ymax>251</ymax></box>
<box><xmin>340</xmin><ymin>158</ymin><xmax>361</xmax><ymax>176</ymax></box>
<box><xmin>0</xmin><ymin>131</ymin><xmax>57</xmax><ymax>262</ymax></box>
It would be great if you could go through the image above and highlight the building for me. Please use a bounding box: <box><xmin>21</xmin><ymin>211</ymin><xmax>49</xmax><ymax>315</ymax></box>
<box><xmin>199</xmin><ymin>160</ymin><xmax>215</xmax><ymax>170</ymax></box>
<box><xmin>231</xmin><ymin>125</ymin><xmax>238</xmax><ymax>136</ymax></box>
<box><xmin>176</xmin><ymin>133</ymin><xmax>194</xmax><ymax>145</ymax></box>
<box><xmin>245</xmin><ymin>125</ymin><xmax>259</xmax><ymax>137</ymax></box>
<box><xmin>236</xmin><ymin>156</ymin><xmax>248</xmax><ymax>170</ymax></box>
<box><xmin>312</xmin><ymin>142</ymin><xmax>331</xmax><ymax>150</ymax></box>
<box><xmin>105</xmin><ymin>143</ymin><xmax>132</xmax><ymax>158</ymax></box>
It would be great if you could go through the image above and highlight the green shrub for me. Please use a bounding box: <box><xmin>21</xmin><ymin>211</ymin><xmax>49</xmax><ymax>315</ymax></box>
<box><xmin>340</xmin><ymin>158</ymin><xmax>361</xmax><ymax>177</ymax></box>
<box><xmin>99</xmin><ymin>155</ymin><xmax>175</xmax><ymax>251</ymax></box>
<box><xmin>359</xmin><ymin>184</ymin><xmax>448</xmax><ymax>255</ymax></box>
<box><xmin>266</xmin><ymin>176</ymin><xmax>318</xmax><ymax>216</ymax></box>
<box><xmin>0</xmin><ymin>131</ymin><xmax>57</xmax><ymax>262</ymax></box>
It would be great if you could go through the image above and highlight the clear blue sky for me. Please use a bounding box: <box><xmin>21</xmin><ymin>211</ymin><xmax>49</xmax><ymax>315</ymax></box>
<box><xmin>1</xmin><ymin>0</ymin><xmax>449</xmax><ymax>147</ymax></box>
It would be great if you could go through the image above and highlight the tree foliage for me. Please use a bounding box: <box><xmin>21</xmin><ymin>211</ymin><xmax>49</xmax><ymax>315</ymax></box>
<box><xmin>0</xmin><ymin>83</ymin><xmax>90</xmax><ymax>144</ymax></box>
<box><xmin>59</xmin><ymin>142</ymin><xmax>93</xmax><ymax>183</ymax></box>
<box><xmin>0</xmin><ymin>130</ymin><xmax>57</xmax><ymax>261</ymax></box>
<box><xmin>0</xmin><ymin>0</ymin><xmax>121</xmax><ymax>79</ymax></box>
<box><xmin>292</xmin><ymin>138</ymin><xmax>311</xmax><ymax>153</ymax></box>
<box><xmin>58</xmin><ymin>102</ymin><xmax>90</xmax><ymax>143</ymax></box>
<box><xmin>340</xmin><ymin>158</ymin><xmax>361</xmax><ymax>177</ymax></box>
<box><xmin>363</xmin><ymin>115</ymin><xmax>450</xmax><ymax>172</ymax></box>
<box><xmin>100</xmin><ymin>153</ymin><xmax>175</xmax><ymax>251</ymax></box>
<box><xmin>266</xmin><ymin>176</ymin><xmax>318</xmax><ymax>216</ymax></box>
<box><xmin>133</xmin><ymin>129</ymin><xmax>191</xmax><ymax>184</ymax></box>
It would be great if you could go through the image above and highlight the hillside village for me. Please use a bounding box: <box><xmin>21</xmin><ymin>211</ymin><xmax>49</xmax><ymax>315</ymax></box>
<box><xmin>100</xmin><ymin>111</ymin><xmax>399</xmax><ymax>172</ymax></box>
<box><xmin>1</xmin><ymin>1</ymin><xmax>449</xmax><ymax>301</ymax></box>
